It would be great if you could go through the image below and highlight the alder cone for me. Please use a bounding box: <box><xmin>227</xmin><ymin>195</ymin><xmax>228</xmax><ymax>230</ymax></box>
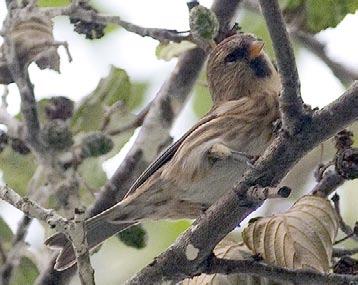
<box><xmin>335</xmin><ymin>148</ymin><xmax>358</xmax><ymax>180</ymax></box>
<box><xmin>242</xmin><ymin>195</ymin><xmax>338</xmax><ymax>273</ymax></box>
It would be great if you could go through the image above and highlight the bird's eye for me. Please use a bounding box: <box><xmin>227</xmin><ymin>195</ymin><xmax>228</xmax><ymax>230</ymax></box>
<box><xmin>224</xmin><ymin>47</ymin><xmax>246</xmax><ymax>63</ymax></box>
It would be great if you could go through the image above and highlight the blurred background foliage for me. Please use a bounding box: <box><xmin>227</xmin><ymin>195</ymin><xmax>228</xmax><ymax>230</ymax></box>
<box><xmin>0</xmin><ymin>0</ymin><xmax>358</xmax><ymax>284</ymax></box>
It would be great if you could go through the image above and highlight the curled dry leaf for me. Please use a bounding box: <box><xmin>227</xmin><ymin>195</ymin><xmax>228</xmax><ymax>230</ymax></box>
<box><xmin>0</xmin><ymin>12</ymin><xmax>60</xmax><ymax>84</ymax></box>
<box><xmin>242</xmin><ymin>195</ymin><xmax>338</xmax><ymax>273</ymax></box>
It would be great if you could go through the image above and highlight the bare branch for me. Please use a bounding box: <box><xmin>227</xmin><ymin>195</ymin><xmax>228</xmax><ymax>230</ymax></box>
<box><xmin>45</xmin><ymin>6</ymin><xmax>189</xmax><ymax>43</ymax></box>
<box><xmin>0</xmin><ymin>185</ymin><xmax>67</xmax><ymax>231</ymax></box>
<box><xmin>311</xmin><ymin>170</ymin><xmax>344</xmax><ymax>197</ymax></box>
<box><xmin>72</xmin><ymin>209</ymin><xmax>95</xmax><ymax>285</ymax></box>
<box><xmin>246</xmin><ymin>185</ymin><xmax>291</xmax><ymax>201</ymax></box>
<box><xmin>331</xmin><ymin>194</ymin><xmax>358</xmax><ymax>243</ymax></box>
<box><xmin>258</xmin><ymin>0</ymin><xmax>306</xmax><ymax>134</ymax></box>
<box><xmin>0</xmin><ymin>185</ymin><xmax>95</xmax><ymax>285</ymax></box>
<box><xmin>105</xmin><ymin>102</ymin><xmax>151</xmax><ymax>136</ymax></box>
<box><xmin>200</xmin><ymin>256</ymin><xmax>358</xmax><ymax>285</ymax></box>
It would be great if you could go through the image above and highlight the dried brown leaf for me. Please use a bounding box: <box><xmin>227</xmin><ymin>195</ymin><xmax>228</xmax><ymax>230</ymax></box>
<box><xmin>0</xmin><ymin>12</ymin><xmax>60</xmax><ymax>84</ymax></box>
<box><xmin>242</xmin><ymin>195</ymin><xmax>338</xmax><ymax>273</ymax></box>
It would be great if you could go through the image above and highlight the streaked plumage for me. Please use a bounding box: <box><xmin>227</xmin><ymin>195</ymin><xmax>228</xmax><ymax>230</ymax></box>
<box><xmin>46</xmin><ymin>33</ymin><xmax>281</xmax><ymax>271</ymax></box>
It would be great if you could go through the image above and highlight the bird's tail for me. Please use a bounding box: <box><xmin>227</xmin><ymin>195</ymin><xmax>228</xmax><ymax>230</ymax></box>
<box><xmin>45</xmin><ymin>217</ymin><xmax>134</xmax><ymax>271</ymax></box>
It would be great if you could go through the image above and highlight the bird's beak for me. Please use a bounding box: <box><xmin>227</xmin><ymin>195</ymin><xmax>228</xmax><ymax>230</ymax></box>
<box><xmin>248</xmin><ymin>40</ymin><xmax>265</xmax><ymax>60</ymax></box>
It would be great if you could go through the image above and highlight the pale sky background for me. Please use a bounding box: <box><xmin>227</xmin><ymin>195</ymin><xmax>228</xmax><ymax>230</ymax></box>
<box><xmin>0</xmin><ymin>0</ymin><xmax>357</xmax><ymax>283</ymax></box>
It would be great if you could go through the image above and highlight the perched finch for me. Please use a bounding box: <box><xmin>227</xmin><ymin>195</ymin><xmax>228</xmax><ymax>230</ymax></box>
<box><xmin>46</xmin><ymin>33</ymin><xmax>281</xmax><ymax>270</ymax></box>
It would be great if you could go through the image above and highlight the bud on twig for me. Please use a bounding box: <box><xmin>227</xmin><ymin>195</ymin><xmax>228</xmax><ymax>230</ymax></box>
<box><xmin>189</xmin><ymin>4</ymin><xmax>219</xmax><ymax>48</ymax></box>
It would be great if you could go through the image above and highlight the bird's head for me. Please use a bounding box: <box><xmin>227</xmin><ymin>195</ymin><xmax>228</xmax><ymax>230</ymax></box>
<box><xmin>207</xmin><ymin>33</ymin><xmax>281</xmax><ymax>104</ymax></box>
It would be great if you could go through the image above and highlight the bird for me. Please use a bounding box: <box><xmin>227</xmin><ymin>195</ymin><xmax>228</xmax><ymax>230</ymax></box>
<box><xmin>45</xmin><ymin>33</ymin><xmax>281</xmax><ymax>271</ymax></box>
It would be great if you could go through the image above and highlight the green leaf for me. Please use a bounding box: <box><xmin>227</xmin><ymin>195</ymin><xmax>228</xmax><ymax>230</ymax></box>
<box><xmin>0</xmin><ymin>218</ymin><xmax>13</xmax><ymax>260</ymax></box>
<box><xmin>10</xmin><ymin>256</ymin><xmax>39</xmax><ymax>285</ymax></box>
<box><xmin>192</xmin><ymin>82</ymin><xmax>212</xmax><ymax>118</ymax></box>
<box><xmin>306</xmin><ymin>0</ymin><xmax>358</xmax><ymax>33</ymax></box>
<box><xmin>78</xmin><ymin>158</ymin><xmax>107</xmax><ymax>189</ymax></box>
<box><xmin>285</xmin><ymin>0</ymin><xmax>304</xmax><ymax>9</ymax></box>
<box><xmin>155</xmin><ymin>41</ymin><xmax>197</xmax><ymax>61</ymax></box>
<box><xmin>284</xmin><ymin>0</ymin><xmax>358</xmax><ymax>33</ymax></box>
<box><xmin>72</xmin><ymin>101</ymin><xmax>103</xmax><ymax>133</ymax></box>
<box><xmin>128</xmin><ymin>82</ymin><xmax>148</xmax><ymax>111</ymax></box>
<box><xmin>117</xmin><ymin>224</ymin><xmax>147</xmax><ymax>249</ymax></box>
<box><xmin>102</xmin><ymin>112</ymin><xmax>136</xmax><ymax>160</ymax></box>
<box><xmin>71</xmin><ymin>66</ymin><xmax>147</xmax><ymax>133</ymax></box>
<box><xmin>37</xmin><ymin>0</ymin><xmax>70</xmax><ymax>7</ymax></box>
<box><xmin>0</xmin><ymin>148</ymin><xmax>36</xmax><ymax>195</ymax></box>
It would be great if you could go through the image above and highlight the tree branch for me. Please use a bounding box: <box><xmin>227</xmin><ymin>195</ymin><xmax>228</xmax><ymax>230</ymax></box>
<box><xmin>201</xmin><ymin>256</ymin><xmax>358</xmax><ymax>285</ymax></box>
<box><xmin>258</xmin><ymin>0</ymin><xmax>306</xmax><ymax>134</ymax></box>
<box><xmin>292</xmin><ymin>31</ymin><xmax>358</xmax><ymax>86</ymax></box>
<box><xmin>0</xmin><ymin>185</ymin><xmax>95</xmax><ymax>285</ymax></box>
<box><xmin>45</xmin><ymin>5</ymin><xmax>189</xmax><ymax>43</ymax></box>
<box><xmin>1</xmin><ymin>11</ymin><xmax>45</xmax><ymax>156</ymax></box>
<box><xmin>311</xmin><ymin>170</ymin><xmax>345</xmax><ymax>197</ymax></box>
<box><xmin>127</xmin><ymin>82</ymin><xmax>358</xmax><ymax>284</ymax></box>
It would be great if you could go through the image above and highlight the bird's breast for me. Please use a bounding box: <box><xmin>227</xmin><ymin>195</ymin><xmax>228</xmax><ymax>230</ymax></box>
<box><xmin>178</xmin><ymin>127</ymin><xmax>272</xmax><ymax>205</ymax></box>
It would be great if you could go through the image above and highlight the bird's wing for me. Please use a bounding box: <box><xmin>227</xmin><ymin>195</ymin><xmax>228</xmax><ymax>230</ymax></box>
<box><xmin>123</xmin><ymin>113</ymin><xmax>216</xmax><ymax>198</ymax></box>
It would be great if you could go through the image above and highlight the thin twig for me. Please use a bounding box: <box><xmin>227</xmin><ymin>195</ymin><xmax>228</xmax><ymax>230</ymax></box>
<box><xmin>45</xmin><ymin>7</ymin><xmax>189</xmax><ymax>43</ymax></box>
<box><xmin>100</xmin><ymin>101</ymin><xmax>125</xmax><ymax>131</ymax></box>
<box><xmin>72</xmin><ymin>208</ymin><xmax>95</xmax><ymax>285</ymax></box>
<box><xmin>311</xmin><ymin>170</ymin><xmax>344</xmax><ymax>197</ymax></box>
<box><xmin>0</xmin><ymin>185</ymin><xmax>95</xmax><ymax>285</ymax></box>
<box><xmin>259</xmin><ymin>0</ymin><xmax>307</xmax><ymax>134</ymax></box>
<box><xmin>0</xmin><ymin>185</ymin><xmax>67</xmax><ymax>231</ymax></box>
<box><xmin>332</xmin><ymin>193</ymin><xmax>358</xmax><ymax>242</ymax></box>
<box><xmin>106</xmin><ymin>103</ymin><xmax>151</xmax><ymax>136</ymax></box>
